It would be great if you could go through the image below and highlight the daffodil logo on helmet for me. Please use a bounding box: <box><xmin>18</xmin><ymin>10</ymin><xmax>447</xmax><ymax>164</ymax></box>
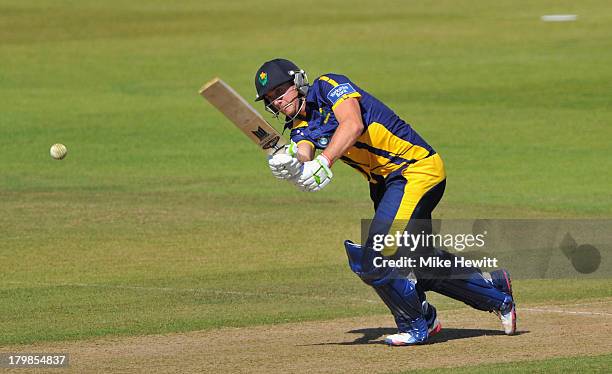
<box><xmin>258</xmin><ymin>71</ymin><xmax>268</xmax><ymax>86</ymax></box>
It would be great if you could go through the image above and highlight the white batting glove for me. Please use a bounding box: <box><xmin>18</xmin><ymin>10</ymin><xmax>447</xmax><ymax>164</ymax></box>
<box><xmin>285</xmin><ymin>141</ymin><xmax>298</xmax><ymax>157</ymax></box>
<box><xmin>268</xmin><ymin>142</ymin><xmax>302</xmax><ymax>180</ymax></box>
<box><xmin>296</xmin><ymin>154</ymin><xmax>333</xmax><ymax>192</ymax></box>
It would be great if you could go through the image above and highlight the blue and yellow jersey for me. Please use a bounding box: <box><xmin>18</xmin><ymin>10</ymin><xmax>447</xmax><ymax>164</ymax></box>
<box><xmin>289</xmin><ymin>73</ymin><xmax>436</xmax><ymax>182</ymax></box>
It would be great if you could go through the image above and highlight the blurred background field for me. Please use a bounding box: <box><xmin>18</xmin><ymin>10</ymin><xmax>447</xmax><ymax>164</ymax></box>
<box><xmin>0</xmin><ymin>0</ymin><xmax>610</xmax><ymax>348</ymax></box>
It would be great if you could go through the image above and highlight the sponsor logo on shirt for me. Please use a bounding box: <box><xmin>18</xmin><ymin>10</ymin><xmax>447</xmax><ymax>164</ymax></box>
<box><xmin>327</xmin><ymin>83</ymin><xmax>356</xmax><ymax>103</ymax></box>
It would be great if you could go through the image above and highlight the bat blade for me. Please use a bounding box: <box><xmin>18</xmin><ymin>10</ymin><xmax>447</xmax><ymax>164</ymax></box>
<box><xmin>199</xmin><ymin>78</ymin><xmax>287</xmax><ymax>155</ymax></box>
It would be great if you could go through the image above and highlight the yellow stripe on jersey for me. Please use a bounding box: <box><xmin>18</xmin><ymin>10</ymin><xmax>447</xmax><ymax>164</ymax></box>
<box><xmin>292</xmin><ymin>120</ymin><xmax>308</xmax><ymax>129</ymax></box>
<box><xmin>343</xmin><ymin>143</ymin><xmax>373</xmax><ymax>175</ymax></box>
<box><xmin>365</xmin><ymin>122</ymin><xmax>432</xmax><ymax>162</ymax></box>
<box><xmin>344</xmin><ymin>131</ymin><xmax>404</xmax><ymax>179</ymax></box>
<box><xmin>331</xmin><ymin>92</ymin><xmax>361</xmax><ymax>110</ymax></box>
<box><xmin>297</xmin><ymin>139</ymin><xmax>315</xmax><ymax>149</ymax></box>
<box><xmin>319</xmin><ymin>75</ymin><xmax>362</xmax><ymax>110</ymax></box>
<box><xmin>319</xmin><ymin>75</ymin><xmax>340</xmax><ymax>87</ymax></box>
<box><xmin>323</xmin><ymin>112</ymin><xmax>331</xmax><ymax>124</ymax></box>
<box><xmin>341</xmin><ymin>156</ymin><xmax>372</xmax><ymax>181</ymax></box>
<box><xmin>341</xmin><ymin>122</ymin><xmax>434</xmax><ymax>180</ymax></box>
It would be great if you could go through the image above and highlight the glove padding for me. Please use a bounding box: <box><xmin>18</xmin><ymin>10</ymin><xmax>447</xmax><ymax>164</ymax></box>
<box><xmin>268</xmin><ymin>150</ymin><xmax>302</xmax><ymax>180</ymax></box>
<box><xmin>296</xmin><ymin>155</ymin><xmax>333</xmax><ymax>192</ymax></box>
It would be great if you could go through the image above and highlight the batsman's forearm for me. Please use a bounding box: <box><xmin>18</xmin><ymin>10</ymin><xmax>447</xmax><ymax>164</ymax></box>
<box><xmin>321</xmin><ymin>119</ymin><xmax>363</xmax><ymax>166</ymax></box>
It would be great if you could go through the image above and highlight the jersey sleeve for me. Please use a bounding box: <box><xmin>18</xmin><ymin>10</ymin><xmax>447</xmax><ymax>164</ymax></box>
<box><xmin>316</xmin><ymin>73</ymin><xmax>362</xmax><ymax>110</ymax></box>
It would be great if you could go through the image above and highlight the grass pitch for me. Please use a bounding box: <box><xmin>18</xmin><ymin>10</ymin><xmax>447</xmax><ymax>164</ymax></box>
<box><xmin>1</xmin><ymin>0</ymin><xmax>611</xmax><ymax>372</ymax></box>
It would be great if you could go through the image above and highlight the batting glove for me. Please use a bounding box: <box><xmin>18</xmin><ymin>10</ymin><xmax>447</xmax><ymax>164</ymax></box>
<box><xmin>296</xmin><ymin>154</ymin><xmax>333</xmax><ymax>192</ymax></box>
<box><xmin>268</xmin><ymin>142</ymin><xmax>302</xmax><ymax>180</ymax></box>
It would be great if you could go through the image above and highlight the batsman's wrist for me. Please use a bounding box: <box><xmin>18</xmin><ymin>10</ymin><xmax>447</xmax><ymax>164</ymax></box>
<box><xmin>319</xmin><ymin>153</ymin><xmax>333</xmax><ymax>168</ymax></box>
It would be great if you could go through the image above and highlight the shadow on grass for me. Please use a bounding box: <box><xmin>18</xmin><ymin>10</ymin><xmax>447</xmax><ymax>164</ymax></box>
<box><xmin>299</xmin><ymin>327</ymin><xmax>529</xmax><ymax>346</ymax></box>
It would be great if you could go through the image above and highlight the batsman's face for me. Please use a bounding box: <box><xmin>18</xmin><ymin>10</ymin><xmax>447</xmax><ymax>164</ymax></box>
<box><xmin>266</xmin><ymin>83</ymin><xmax>299</xmax><ymax>116</ymax></box>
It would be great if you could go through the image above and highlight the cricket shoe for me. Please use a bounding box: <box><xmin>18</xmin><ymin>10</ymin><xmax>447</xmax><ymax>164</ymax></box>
<box><xmin>385</xmin><ymin>303</ymin><xmax>442</xmax><ymax>346</ymax></box>
<box><xmin>490</xmin><ymin>269</ymin><xmax>516</xmax><ymax>335</ymax></box>
<box><xmin>423</xmin><ymin>301</ymin><xmax>442</xmax><ymax>338</ymax></box>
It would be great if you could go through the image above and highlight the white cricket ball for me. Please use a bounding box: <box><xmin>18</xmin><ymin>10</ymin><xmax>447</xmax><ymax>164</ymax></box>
<box><xmin>50</xmin><ymin>143</ymin><xmax>68</xmax><ymax>160</ymax></box>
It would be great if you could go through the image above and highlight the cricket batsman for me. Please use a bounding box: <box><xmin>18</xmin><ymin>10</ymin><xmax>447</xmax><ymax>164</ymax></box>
<box><xmin>254</xmin><ymin>58</ymin><xmax>516</xmax><ymax>346</ymax></box>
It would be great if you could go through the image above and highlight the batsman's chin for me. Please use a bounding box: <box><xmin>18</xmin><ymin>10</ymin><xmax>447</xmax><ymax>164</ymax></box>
<box><xmin>279</xmin><ymin>109</ymin><xmax>296</xmax><ymax>117</ymax></box>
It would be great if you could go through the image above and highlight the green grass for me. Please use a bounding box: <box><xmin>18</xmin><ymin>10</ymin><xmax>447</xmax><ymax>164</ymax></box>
<box><xmin>407</xmin><ymin>353</ymin><xmax>612</xmax><ymax>373</ymax></box>
<box><xmin>1</xmin><ymin>0</ymin><xmax>611</xmax><ymax>349</ymax></box>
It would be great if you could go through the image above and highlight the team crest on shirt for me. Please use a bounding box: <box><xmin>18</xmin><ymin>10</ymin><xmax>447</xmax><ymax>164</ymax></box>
<box><xmin>259</xmin><ymin>71</ymin><xmax>268</xmax><ymax>86</ymax></box>
<box><xmin>327</xmin><ymin>83</ymin><xmax>356</xmax><ymax>103</ymax></box>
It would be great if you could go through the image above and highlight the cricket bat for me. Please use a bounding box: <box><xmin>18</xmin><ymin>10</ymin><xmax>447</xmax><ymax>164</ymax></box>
<box><xmin>199</xmin><ymin>78</ymin><xmax>287</xmax><ymax>156</ymax></box>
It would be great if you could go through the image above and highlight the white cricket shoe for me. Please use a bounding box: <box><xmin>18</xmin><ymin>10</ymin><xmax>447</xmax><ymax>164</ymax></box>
<box><xmin>384</xmin><ymin>316</ymin><xmax>442</xmax><ymax>346</ymax></box>
<box><xmin>497</xmin><ymin>302</ymin><xmax>517</xmax><ymax>335</ymax></box>
<box><xmin>490</xmin><ymin>269</ymin><xmax>517</xmax><ymax>335</ymax></box>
